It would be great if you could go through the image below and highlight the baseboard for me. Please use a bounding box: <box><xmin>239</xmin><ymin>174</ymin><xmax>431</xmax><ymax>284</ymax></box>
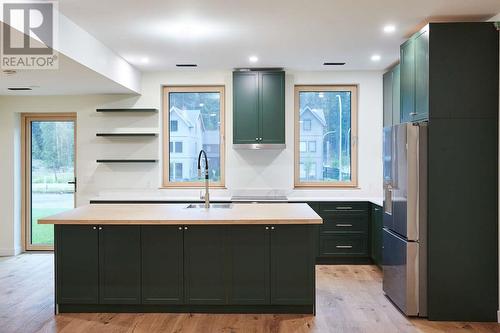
<box><xmin>0</xmin><ymin>246</ymin><xmax>22</xmax><ymax>256</ymax></box>
<box><xmin>497</xmin><ymin>310</ymin><xmax>500</xmax><ymax>323</ymax></box>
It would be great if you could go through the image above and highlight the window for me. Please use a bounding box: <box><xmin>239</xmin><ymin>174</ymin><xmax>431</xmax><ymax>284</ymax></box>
<box><xmin>175</xmin><ymin>142</ymin><xmax>183</xmax><ymax>153</ymax></box>
<box><xmin>303</xmin><ymin>119</ymin><xmax>311</xmax><ymax>131</ymax></box>
<box><xmin>300</xmin><ymin>141</ymin><xmax>307</xmax><ymax>152</ymax></box>
<box><xmin>163</xmin><ymin>86</ymin><xmax>225</xmax><ymax>187</ymax></box>
<box><xmin>308</xmin><ymin>141</ymin><xmax>316</xmax><ymax>153</ymax></box>
<box><xmin>169</xmin><ymin>162</ymin><xmax>183</xmax><ymax>180</ymax></box>
<box><xmin>170</xmin><ymin>120</ymin><xmax>178</xmax><ymax>132</ymax></box>
<box><xmin>294</xmin><ymin>85</ymin><xmax>358</xmax><ymax>187</ymax></box>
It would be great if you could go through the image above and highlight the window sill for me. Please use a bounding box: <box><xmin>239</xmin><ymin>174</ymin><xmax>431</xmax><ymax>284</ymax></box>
<box><xmin>294</xmin><ymin>183</ymin><xmax>359</xmax><ymax>189</ymax></box>
<box><xmin>159</xmin><ymin>184</ymin><xmax>227</xmax><ymax>189</ymax></box>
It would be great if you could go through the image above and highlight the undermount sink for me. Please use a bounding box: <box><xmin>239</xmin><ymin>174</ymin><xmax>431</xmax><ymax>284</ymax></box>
<box><xmin>185</xmin><ymin>203</ymin><xmax>233</xmax><ymax>209</ymax></box>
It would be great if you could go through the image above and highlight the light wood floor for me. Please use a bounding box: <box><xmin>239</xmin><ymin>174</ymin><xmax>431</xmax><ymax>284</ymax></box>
<box><xmin>1</xmin><ymin>254</ymin><xmax>499</xmax><ymax>333</ymax></box>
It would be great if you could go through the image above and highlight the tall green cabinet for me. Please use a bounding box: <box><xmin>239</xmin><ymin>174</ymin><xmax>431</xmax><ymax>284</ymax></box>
<box><xmin>395</xmin><ymin>22</ymin><xmax>499</xmax><ymax>322</ymax></box>
<box><xmin>233</xmin><ymin>70</ymin><xmax>285</xmax><ymax>147</ymax></box>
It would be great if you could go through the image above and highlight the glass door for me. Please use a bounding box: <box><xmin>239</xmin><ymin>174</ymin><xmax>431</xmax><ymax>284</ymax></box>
<box><xmin>23</xmin><ymin>114</ymin><xmax>76</xmax><ymax>250</ymax></box>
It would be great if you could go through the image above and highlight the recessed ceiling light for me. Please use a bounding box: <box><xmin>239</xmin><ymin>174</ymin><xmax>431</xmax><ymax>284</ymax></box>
<box><xmin>383</xmin><ymin>25</ymin><xmax>396</xmax><ymax>33</ymax></box>
<box><xmin>249</xmin><ymin>56</ymin><xmax>258</xmax><ymax>63</ymax></box>
<box><xmin>156</xmin><ymin>18</ymin><xmax>227</xmax><ymax>41</ymax></box>
<box><xmin>140</xmin><ymin>57</ymin><xmax>149</xmax><ymax>64</ymax></box>
<box><xmin>371</xmin><ymin>54</ymin><xmax>381</xmax><ymax>62</ymax></box>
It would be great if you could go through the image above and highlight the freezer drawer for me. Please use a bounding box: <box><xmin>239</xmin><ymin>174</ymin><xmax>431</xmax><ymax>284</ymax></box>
<box><xmin>382</xmin><ymin>228</ymin><xmax>420</xmax><ymax>316</ymax></box>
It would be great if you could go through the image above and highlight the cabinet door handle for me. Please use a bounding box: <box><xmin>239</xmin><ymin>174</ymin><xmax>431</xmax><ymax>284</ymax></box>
<box><xmin>336</xmin><ymin>224</ymin><xmax>353</xmax><ymax>227</ymax></box>
<box><xmin>98</xmin><ymin>227</ymin><xmax>102</xmax><ymax>230</ymax></box>
<box><xmin>336</xmin><ymin>245</ymin><xmax>353</xmax><ymax>249</ymax></box>
<box><xmin>255</xmin><ymin>137</ymin><xmax>259</xmax><ymax>141</ymax></box>
<box><xmin>184</xmin><ymin>226</ymin><xmax>188</xmax><ymax>230</ymax></box>
<box><xmin>409</xmin><ymin>112</ymin><xmax>417</xmax><ymax>116</ymax></box>
<box><xmin>178</xmin><ymin>227</ymin><xmax>182</xmax><ymax>230</ymax></box>
<box><xmin>265</xmin><ymin>227</ymin><xmax>269</xmax><ymax>230</ymax></box>
<box><xmin>271</xmin><ymin>226</ymin><xmax>275</xmax><ymax>230</ymax></box>
<box><xmin>92</xmin><ymin>226</ymin><xmax>97</xmax><ymax>230</ymax></box>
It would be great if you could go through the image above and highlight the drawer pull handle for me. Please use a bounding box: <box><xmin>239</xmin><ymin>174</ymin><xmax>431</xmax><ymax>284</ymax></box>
<box><xmin>336</xmin><ymin>224</ymin><xmax>353</xmax><ymax>227</ymax></box>
<box><xmin>336</xmin><ymin>245</ymin><xmax>353</xmax><ymax>249</ymax></box>
<box><xmin>336</xmin><ymin>206</ymin><xmax>353</xmax><ymax>210</ymax></box>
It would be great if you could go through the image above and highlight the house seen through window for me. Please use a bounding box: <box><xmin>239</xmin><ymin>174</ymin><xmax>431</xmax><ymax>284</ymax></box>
<box><xmin>295</xmin><ymin>85</ymin><xmax>358</xmax><ymax>187</ymax></box>
<box><xmin>163</xmin><ymin>86</ymin><xmax>225</xmax><ymax>186</ymax></box>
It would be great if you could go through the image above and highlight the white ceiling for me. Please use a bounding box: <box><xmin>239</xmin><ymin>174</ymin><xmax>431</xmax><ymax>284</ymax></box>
<box><xmin>59</xmin><ymin>0</ymin><xmax>500</xmax><ymax>71</ymax></box>
<box><xmin>0</xmin><ymin>53</ymin><xmax>136</xmax><ymax>95</ymax></box>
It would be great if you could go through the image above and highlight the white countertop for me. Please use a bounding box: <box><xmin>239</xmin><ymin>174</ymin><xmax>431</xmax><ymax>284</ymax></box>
<box><xmin>89</xmin><ymin>195</ymin><xmax>383</xmax><ymax>206</ymax></box>
<box><xmin>39</xmin><ymin>203</ymin><xmax>323</xmax><ymax>225</ymax></box>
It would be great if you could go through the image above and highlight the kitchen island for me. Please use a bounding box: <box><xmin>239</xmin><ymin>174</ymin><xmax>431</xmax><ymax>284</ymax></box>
<box><xmin>40</xmin><ymin>203</ymin><xmax>322</xmax><ymax>314</ymax></box>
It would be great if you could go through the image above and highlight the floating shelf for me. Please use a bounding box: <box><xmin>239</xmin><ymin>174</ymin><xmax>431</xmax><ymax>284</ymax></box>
<box><xmin>96</xmin><ymin>133</ymin><xmax>157</xmax><ymax>137</ymax></box>
<box><xmin>96</xmin><ymin>159</ymin><xmax>158</xmax><ymax>163</ymax></box>
<box><xmin>96</xmin><ymin>108</ymin><xmax>158</xmax><ymax>113</ymax></box>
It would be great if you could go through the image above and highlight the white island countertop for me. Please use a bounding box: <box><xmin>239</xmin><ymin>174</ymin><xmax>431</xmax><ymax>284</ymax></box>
<box><xmin>38</xmin><ymin>203</ymin><xmax>323</xmax><ymax>225</ymax></box>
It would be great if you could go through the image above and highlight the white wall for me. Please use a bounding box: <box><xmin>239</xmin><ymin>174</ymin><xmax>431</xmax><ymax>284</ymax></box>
<box><xmin>0</xmin><ymin>70</ymin><xmax>383</xmax><ymax>254</ymax></box>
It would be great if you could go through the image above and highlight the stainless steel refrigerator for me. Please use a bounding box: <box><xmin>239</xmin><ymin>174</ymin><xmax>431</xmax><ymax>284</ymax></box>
<box><xmin>382</xmin><ymin>122</ymin><xmax>427</xmax><ymax>317</ymax></box>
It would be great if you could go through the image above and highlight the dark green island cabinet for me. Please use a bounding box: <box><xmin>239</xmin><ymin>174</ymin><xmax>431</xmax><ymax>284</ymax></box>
<box><xmin>55</xmin><ymin>224</ymin><xmax>316</xmax><ymax>314</ymax></box>
<box><xmin>233</xmin><ymin>70</ymin><xmax>285</xmax><ymax>147</ymax></box>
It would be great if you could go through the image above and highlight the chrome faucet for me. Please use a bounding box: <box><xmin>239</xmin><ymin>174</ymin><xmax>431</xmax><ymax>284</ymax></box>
<box><xmin>197</xmin><ymin>150</ymin><xmax>210</xmax><ymax>208</ymax></box>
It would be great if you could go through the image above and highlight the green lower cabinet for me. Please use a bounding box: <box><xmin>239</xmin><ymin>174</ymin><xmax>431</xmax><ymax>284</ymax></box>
<box><xmin>56</xmin><ymin>225</ymin><xmax>99</xmax><ymax>304</ymax></box>
<box><xmin>56</xmin><ymin>224</ymin><xmax>315</xmax><ymax>312</ymax></box>
<box><xmin>370</xmin><ymin>205</ymin><xmax>383</xmax><ymax>267</ymax></box>
<box><xmin>228</xmin><ymin>226</ymin><xmax>270</xmax><ymax>305</ymax></box>
<box><xmin>141</xmin><ymin>226</ymin><xmax>184</xmax><ymax>304</ymax></box>
<box><xmin>318</xmin><ymin>234</ymin><xmax>368</xmax><ymax>257</ymax></box>
<box><xmin>270</xmin><ymin>225</ymin><xmax>314</xmax><ymax>305</ymax></box>
<box><xmin>314</xmin><ymin>202</ymin><xmax>371</xmax><ymax>263</ymax></box>
<box><xmin>183</xmin><ymin>226</ymin><xmax>227</xmax><ymax>305</ymax></box>
<box><xmin>99</xmin><ymin>226</ymin><xmax>141</xmax><ymax>304</ymax></box>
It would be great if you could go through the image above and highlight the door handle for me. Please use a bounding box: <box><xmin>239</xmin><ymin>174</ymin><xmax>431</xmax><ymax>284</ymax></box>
<box><xmin>336</xmin><ymin>245</ymin><xmax>353</xmax><ymax>249</ymax></box>
<box><xmin>67</xmin><ymin>178</ymin><xmax>76</xmax><ymax>192</ymax></box>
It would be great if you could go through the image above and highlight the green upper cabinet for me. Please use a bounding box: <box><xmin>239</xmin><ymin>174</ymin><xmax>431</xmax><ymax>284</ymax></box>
<box><xmin>414</xmin><ymin>29</ymin><xmax>429</xmax><ymax>121</ymax></box>
<box><xmin>392</xmin><ymin>64</ymin><xmax>401</xmax><ymax>124</ymax></box>
<box><xmin>383</xmin><ymin>64</ymin><xmax>401</xmax><ymax>127</ymax></box>
<box><xmin>400</xmin><ymin>26</ymin><xmax>429</xmax><ymax>123</ymax></box>
<box><xmin>400</xmin><ymin>38</ymin><xmax>416</xmax><ymax>123</ymax></box>
<box><xmin>233</xmin><ymin>70</ymin><xmax>285</xmax><ymax>146</ymax></box>
<box><xmin>383</xmin><ymin>70</ymin><xmax>393</xmax><ymax>127</ymax></box>
<box><xmin>233</xmin><ymin>72</ymin><xmax>260</xmax><ymax>144</ymax></box>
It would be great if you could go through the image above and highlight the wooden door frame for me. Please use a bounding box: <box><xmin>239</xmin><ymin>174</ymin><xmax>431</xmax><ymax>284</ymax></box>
<box><xmin>21</xmin><ymin>113</ymin><xmax>77</xmax><ymax>251</ymax></box>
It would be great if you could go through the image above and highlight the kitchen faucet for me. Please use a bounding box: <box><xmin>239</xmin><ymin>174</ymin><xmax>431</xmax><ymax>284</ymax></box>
<box><xmin>197</xmin><ymin>150</ymin><xmax>210</xmax><ymax>208</ymax></box>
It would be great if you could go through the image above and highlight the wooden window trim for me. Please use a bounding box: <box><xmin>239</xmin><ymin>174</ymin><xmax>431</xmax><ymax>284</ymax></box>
<box><xmin>21</xmin><ymin>113</ymin><xmax>77</xmax><ymax>251</ymax></box>
<box><xmin>161</xmin><ymin>85</ymin><xmax>226</xmax><ymax>188</ymax></box>
<box><xmin>294</xmin><ymin>85</ymin><xmax>358</xmax><ymax>188</ymax></box>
